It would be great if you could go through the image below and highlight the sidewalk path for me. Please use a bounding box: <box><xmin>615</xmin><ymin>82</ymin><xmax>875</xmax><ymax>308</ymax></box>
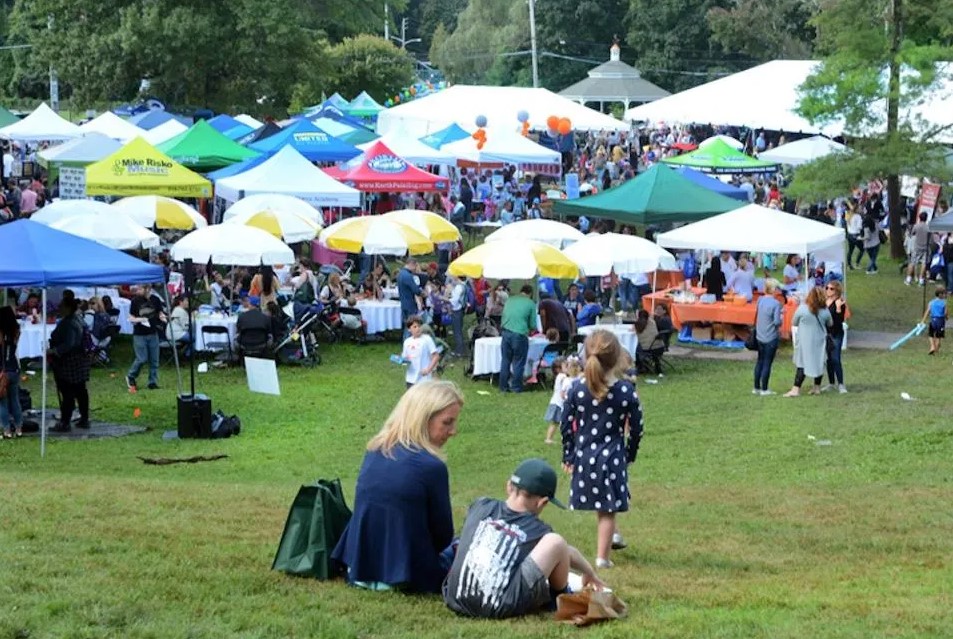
<box><xmin>668</xmin><ymin>330</ymin><xmax>905</xmax><ymax>362</ymax></box>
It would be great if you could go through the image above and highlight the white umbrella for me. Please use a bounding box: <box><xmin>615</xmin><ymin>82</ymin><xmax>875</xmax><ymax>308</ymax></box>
<box><xmin>30</xmin><ymin>199</ymin><xmax>116</xmax><ymax>226</ymax></box>
<box><xmin>223</xmin><ymin>207</ymin><xmax>321</xmax><ymax>243</ymax></box>
<box><xmin>50</xmin><ymin>213</ymin><xmax>160</xmax><ymax>250</ymax></box>
<box><xmin>484</xmin><ymin>219</ymin><xmax>585</xmax><ymax>249</ymax></box>
<box><xmin>222</xmin><ymin>194</ymin><xmax>323</xmax><ymax>225</ymax></box>
<box><xmin>562</xmin><ymin>233</ymin><xmax>678</xmax><ymax>276</ymax></box>
<box><xmin>171</xmin><ymin>225</ymin><xmax>294</xmax><ymax>265</ymax></box>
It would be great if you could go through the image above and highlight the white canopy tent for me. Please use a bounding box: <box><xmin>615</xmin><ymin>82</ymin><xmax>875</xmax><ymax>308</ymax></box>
<box><xmin>0</xmin><ymin>103</ymin><xmax>81</xmax><ymax>141</ymax></box>
<box><xmin>357</xmin><ymin>130</ymin><xmax>455</xmax><ymax>165</ymax></box>
<box><xmin>79</xmin><ymin>112</ymin><xmax>145</xmax><ymax>142</ymax></box>
<box><xmin>656</xmin><ymin>204</ymin><xmax>844</xmax><ymax>264</ymax></box>
<box><xmin>758</xmin><ymin>135</ymin><xmax>848</xmax><ymax>167</ymax></box>
<box><xmin>563</xmin><ymin>233</ymin><xmax>678</xmax><ymax>276</ymax></box>
<box><xmin>378</xmin><ymin>85</ymin><xmax>628</xmax><ymax>137</ymax></box>
<box><xmin>38</xmin><ymin>133</ymin><xmax>122</xmax><ymax>165</ymax></box>
<box><xmin>215</xmin><ymin>145</ymin><xmax>360</xmax><ymax>207</ymax></box>
<box><xmin>441</xmin><ymin>129</ymin><xmax>561</xmax><ymax>167</ymax></box>
<box><xmin>143</xmin><ymin>119</ymin><xmax>189</xmax><ymax>146</ymax></box>
<box><xmin>624</xmin><ymin>60</ymin><xmax>953</xmax><ymax>143</ymax></box>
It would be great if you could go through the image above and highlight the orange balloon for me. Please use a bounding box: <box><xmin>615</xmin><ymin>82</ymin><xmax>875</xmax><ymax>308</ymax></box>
<box><xmin>521</xmin><ymin>121</ymin><xmax>530</xmax><ymax>136</ymax></box>
<box><xmin>477</xmin><ymin>140</ymin><xmax>486</xmax><ymax>150</ymax></box>
<box><xmin>546</xmin><ymin>115</ymin><xmax>559</xmax><ymax>130</ymax></box>
<box><xmin>557</xmin><ymin>118</ymin><xmax>572</xmax><ymax>135</ymax></box>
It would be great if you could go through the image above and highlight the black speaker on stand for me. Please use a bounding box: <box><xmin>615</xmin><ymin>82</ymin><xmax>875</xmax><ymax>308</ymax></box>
<box><xmin>177</xmin><ymin>258</ymin><xmax>213</xmax><ymax>438</ymax></box>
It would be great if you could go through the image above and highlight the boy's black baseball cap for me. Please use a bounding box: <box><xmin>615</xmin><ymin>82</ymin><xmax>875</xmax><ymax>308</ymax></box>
<box><xmin>510</xmin><ymin>458</ymin><xmax>565</xmax><ymax>509</ymax></box>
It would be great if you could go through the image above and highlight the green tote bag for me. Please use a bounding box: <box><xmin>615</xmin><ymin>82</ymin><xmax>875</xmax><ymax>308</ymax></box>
<box><xmin>271</xmin><ymin>479</ymin><xmax>352</xmax><ymax>579</ymax></box>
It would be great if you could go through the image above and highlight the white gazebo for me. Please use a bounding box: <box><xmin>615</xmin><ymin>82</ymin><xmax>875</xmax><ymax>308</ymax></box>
<box><xmin>559</xmin><ymin>41</ymin><xmax>670</xmax><ymax>110</ymax></box>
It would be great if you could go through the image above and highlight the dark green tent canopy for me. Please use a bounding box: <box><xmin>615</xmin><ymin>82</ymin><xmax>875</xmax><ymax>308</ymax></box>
<box><xmin>0</xmin><ymin>105</ymin><xmax>20</xmax><ymax>128</ymax></box>
<box><xmin>552</xmin><ymin>163</ymin><xmax>743</xmax><ymax>225</ymax></box>
<box><xmin>158</xmin><ymin>119</ymin><xmax>260</xmax><ymax>171</ymax></box>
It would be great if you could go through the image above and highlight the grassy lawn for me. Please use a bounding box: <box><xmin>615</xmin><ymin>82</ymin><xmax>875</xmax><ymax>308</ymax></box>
<box><xmin>1</xmin><ymin>254</ymin><xmax>951</xmax><ymax>638</ymax></box>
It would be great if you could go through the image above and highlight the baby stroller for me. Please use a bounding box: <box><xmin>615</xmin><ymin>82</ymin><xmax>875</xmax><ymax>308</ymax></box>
<box><xmin>274</xmin><ymin>301</ymin><xmax>323</xmax><ymax>366</ymax></box>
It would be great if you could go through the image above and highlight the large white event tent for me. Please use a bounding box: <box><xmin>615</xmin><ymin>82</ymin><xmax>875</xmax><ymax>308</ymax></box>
<box><xmin>38</xmin><ymin>132</ymin><xmax>122</xmax><ymax>165</ymax></box>
<box><xmin>357</xmin><ymin>130</ymin><xmax>455</xmax><ymax>165</ymax></box>
<box><xmin>79</xmin><ymin>111</ymin><xmax>145</xmax><ymax>142</ymax></box>
<box><xmin>216</xmin><ymin>145</ymin><xmax>360</xmax><ymax>207</ymax></box>
<box><xmin>441</xmin><ymin>129</ymin><xmax>561</xmax><ymax>167</ymax></box>
<box><xmin>624</xmin><ymin>60</ymin><xmax>953</xmax><ymax>143</ymax></box>
<box><xmin>0</xmin><ymin>102</ymin><xmax>81</xmax><ymax>141</ymax></box>
<box><xmin>377</xmin><ymin>85</ymin><xmax>628</xmax><ymax>137</ymax></box>
<box><xmin>656</xmin><ymin>204</ymin><xmax>844</xmax><ymax>263</ymax></box>
<box><xmin>143</xmin><ymin>119</ymin><xmax>189</xmax><ymax>145</ymax></box>
<box><xmin>758</xmin><ymin>135</ymin><xmax>848</xmax><ymax>166</ymax></box>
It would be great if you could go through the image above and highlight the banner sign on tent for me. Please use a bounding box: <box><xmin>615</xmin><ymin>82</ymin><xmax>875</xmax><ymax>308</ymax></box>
<box><xmin>565</xmin><ymin>173</ymin><xmax>580</xmax><ymax>200</ymax></box>
<box><xmin>59</xmin><ymin>167</ymin><xmax>86</xmax><ymax>199</ymax></box>
<box><xmin>916</xmin><ymin>183</ymin><xmax>942</xmax><ymax>221</ymax></box>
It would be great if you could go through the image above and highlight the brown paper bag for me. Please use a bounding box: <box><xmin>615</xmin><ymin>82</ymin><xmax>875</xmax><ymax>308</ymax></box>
<box><xmin>554</xmin><ymin>589</ymin><xmax>628</xmax><ymax>626</ymax></box>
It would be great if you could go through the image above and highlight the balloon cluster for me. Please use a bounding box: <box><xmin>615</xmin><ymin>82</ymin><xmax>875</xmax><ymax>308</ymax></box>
<box><xmin>384</xmin><ymin>80</ymin><xmax>449</xmax><ymax>108</ymax></box>
<box><xmin>546</xmin><ymin>115</ymin><xmax>573</xmax><ymax>137</ymax></box>
<box><xmin>517</xmin><ymin>110</ymin><xmax>530</xmax><ymax>137</ymax></box>
<box><xmin>472</xmin><ymin>115</ymin><xmax>488</xmax><ymax>150</ymax></box>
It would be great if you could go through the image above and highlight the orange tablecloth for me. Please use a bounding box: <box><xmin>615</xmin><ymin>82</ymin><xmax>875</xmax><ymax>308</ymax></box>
<box><xmin>644</xmin><ymin>290</ymin><xmax>796</xmax><ymax>339</ymax></box>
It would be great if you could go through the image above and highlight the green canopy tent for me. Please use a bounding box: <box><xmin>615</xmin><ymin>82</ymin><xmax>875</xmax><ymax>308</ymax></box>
<box><xmin>0</xmin><ymin>105</ymin><xmax>20</xmax><ymax>128</ymax></box>
<box><xmin>158</xmin><ymin>119</ymin><xmax>260</xmax><ymax>171</ymax></box>
<box><xmin>346</xmin><ymin>91</ymin><xmax>385</xmax><ymax>118</ymax></box>
<box><xmin>552</xmin><ymin>163</ymin><xmax>743</xmax><ymax>225</ymax></box>
<box><xmin>339</xmin><ymin>127</ymin><xmax>379</xmax><ymax>145</ymax></box>
<box><xmin>662</xmin><ymin>139</ymin><xmax>779</xmax><ymax>174</ymax></box>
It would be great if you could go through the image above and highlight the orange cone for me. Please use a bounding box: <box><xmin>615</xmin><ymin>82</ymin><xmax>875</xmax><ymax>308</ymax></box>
<box><xmin>133</xmin><ymin>408</ymin><xmax>141</xmax><ymax>418</ymax></box>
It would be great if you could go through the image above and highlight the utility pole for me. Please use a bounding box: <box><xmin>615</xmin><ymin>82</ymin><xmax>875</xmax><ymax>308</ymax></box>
<box><xmin>528</xmin><ymin>0</ymin><xmax>539</xmax><ymax>87</ymax></box>
<box><xmin>384</xmin><ymin>2</ymin><xmax>389</xmax><ymax>41</ymax></box>
<box><xmin>392</xmin><ymin>17</ymin><xmax>422</xmax><ymax>49</ymax></box>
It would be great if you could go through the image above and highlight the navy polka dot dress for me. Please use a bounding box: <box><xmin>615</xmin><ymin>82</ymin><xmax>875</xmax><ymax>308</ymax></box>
<box><xmin>559</xmin><ymin>379</ymin><xmax>644</xmax><ymax>512</ymax></box>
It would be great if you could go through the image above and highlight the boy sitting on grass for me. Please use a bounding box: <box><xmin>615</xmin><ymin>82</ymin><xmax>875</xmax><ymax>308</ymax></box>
<box><xmin>443</xmin><ymin>459</ymin><xmax>605</xmax><ymax>619</ymax></box>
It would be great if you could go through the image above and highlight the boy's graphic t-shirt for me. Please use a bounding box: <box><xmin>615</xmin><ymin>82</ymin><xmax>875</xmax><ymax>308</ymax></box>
<box><xmin>443</xmin><ymin>498</ymin><xmax>551</xmax><ymax>618</ymax></box>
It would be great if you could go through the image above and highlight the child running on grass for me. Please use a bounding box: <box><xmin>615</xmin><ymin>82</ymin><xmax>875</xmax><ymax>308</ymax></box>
<box><xmin>544</xmin><ymin>357</ymin><xmax>567</xmax><ymax>444</ymax></box>
<box><xmin>922</xmin><ymin>285</ymin><xmax>948</xmax><ymax>355</ymax></box>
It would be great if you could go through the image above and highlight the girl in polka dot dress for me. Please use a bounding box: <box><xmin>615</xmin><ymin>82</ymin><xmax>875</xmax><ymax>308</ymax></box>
<box><xmin>559</xmin><ymin>329</ymin><xmax>644</xmax><ymax>568</ymax></box>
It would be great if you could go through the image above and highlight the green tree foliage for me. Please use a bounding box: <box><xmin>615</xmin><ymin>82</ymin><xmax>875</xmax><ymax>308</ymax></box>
<box><xmin>534</xmin><ymin>0</ymin><xmax>629</xmax><ymax>91</ymax></box>
<box><xmin>430</xmin><ymin>0</ymin><xmax>529</xmax><ymax>85</ymax></box>
<box><xmin>707</xmin><ymin>0</ymin><xmax>816</xmax><ymax>62</ymax></box>
<box><xmin>418</xmin><ymin>0</ymin><xmax>468</xmax><ymax>50</ymax></box>
<box><xmin>627</xmin><ymin>0</ymin><xmax>739</xmax><ymax>93</ymax></box>
<box><xmin>300</xmin><ymin>0</ymin><xmax>406</xmax><ymax>42</ymax></box>
<box><xmin>792</xmin><ymin>0</ymin><xmax>953</xmax><ymax>257</ymax></box>
<box><xmin>325</xmin><ymin>35</ymin><xmax>416</xmax><ymax>104</ymax></box>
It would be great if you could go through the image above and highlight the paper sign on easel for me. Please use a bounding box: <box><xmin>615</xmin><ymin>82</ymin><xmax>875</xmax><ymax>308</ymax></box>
<box><xmin>245</xmin><ymin>357</ymin><xmax>281</xmax><ymax>395</ymax></box>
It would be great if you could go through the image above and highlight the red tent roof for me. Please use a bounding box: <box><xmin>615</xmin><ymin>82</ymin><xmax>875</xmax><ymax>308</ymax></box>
<box><xmin>323</xmin><ymin>141</ymin><xmax>449</xmax><ymax>192</ymax></box>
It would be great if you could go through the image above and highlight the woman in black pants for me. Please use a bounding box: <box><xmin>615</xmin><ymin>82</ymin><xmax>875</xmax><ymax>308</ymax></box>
<box><xmin>49</xmin><ymin>297</ymin><xmax>91</xmax><ymax>431</ymax></box>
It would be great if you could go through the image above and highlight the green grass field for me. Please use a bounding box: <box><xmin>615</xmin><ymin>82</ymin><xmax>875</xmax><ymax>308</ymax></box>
<box><xmin>1</xmin><ymin>256</ymin><xmax>951</xmax><ymax>639</ymax></box>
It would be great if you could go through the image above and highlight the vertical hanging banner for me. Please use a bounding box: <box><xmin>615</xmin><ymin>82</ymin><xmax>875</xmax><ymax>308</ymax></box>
<box><xmin>916</xmin><ymin>183</ymin><xmax>941</xmax><ymax>221</ymax></box>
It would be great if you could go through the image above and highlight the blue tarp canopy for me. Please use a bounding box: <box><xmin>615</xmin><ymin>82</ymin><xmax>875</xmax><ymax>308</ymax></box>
<box><xmin>207</xmin><ymin>153</ymin><xmax>272</xmax><ymax>182</ymax></box>
<box><xmin>419</xmin><ymin>123</ymin><xmax>470</xmax><ymax>149</ymax></box>
<box><xmin>249</xmin><ymin>119</ymin><xmax>360</xmax><ymax>162</ymax></box>
<box><xmin>0</xmin><ymin>220</ymin><xmax>165</xmax><ymax>287</ymax></box>
<box><xmin>304</xmin><ymin>105</ymin><xmax>374</xmax><ymax>133</ymax></box>
<box><xmin>207</xmin><ymin>114</ymin><xmax>243</xmax><ymax>133</ymax></box>
<box><xmin>674</xmin><ymin>167</ymin><xmax>749</xmax><ymax>202</ymax></box>
<box><xmin>127</xmin><ymin>110</ymin><xmax>191</xmax><ymax>131</ymax></box>
<box><xmin>222</xmin><ymin>123</ymin><xmax>255</xmax><ymax>140</ymax></box>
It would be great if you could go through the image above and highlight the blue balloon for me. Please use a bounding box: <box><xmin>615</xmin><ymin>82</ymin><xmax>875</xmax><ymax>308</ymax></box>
<box><xmin>517</xmin><ymin>110</ymin><xmax>529</xmax><ymax>123</ymax></box>
<box><xmin>475</xmin><ymin>115</ymin><xmax>488</xmax><ymax>128</ymax></box>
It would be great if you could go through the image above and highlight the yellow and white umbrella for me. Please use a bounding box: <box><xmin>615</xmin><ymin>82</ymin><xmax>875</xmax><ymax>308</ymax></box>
<box><xmin>222</xmin><ymin>194</ymin><xmax>322</xmax><ymax>225</ymax></box>
<box><xmin>223</xmin><ymin>208</ymin><xmax>321</xmax><ymax>243</ymax></box>
<box><xmin>484</xmin><ymin>218</ymin><xmax>584</xmax><ymax>249</ymax></box>
<box><xmin>112</xmin><ymin>195</ymin><xmax>207</xmax><ymax>230</ymax></box>
<box><xmin>380</xmin><ymin>209</ymin><xmax>461</xmax><ymax>243</ymax></box>
<box><xmin>319</xmin><ymin>216</ymin><xmax>433</xmax><ymax>256</ymax></box>
<box><xmin>449</xmin><ymin>239</ymin><xmax>579</xmax><ymax>280</ymax></box>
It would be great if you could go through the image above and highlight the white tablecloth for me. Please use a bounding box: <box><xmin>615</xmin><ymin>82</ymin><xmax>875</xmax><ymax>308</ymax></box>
<box><xmin>577</xmin><ymin>323</ymin><xmax>639</xmax><ymax>356</ymax></box>
<box><xmin>355</xmin><ymin>299</ymin><xmax>402</xmax><ymax>335</ymax></box>
<box><xmin>16</xmin><ymin>322</ymin><xmax>48</xmax><ymax>359</ymax></box>
<box><xmin>115</xmin><ymin>297</ymin><xmax>133</xmax><ymax>334</ymax></box>
<box><xmin>193</xmin><ymin>316</ymin><xmax>238</xmax><ymax>350</ymax></box>
<box><xmin>70</xmin><ymin>287</ymin><xmax>120</xmax><ymax>302</ymax></box>
<box><xmin>472</xmin><ymin>335</ymin><xmax>551</xmax><ymax>377</ymax></box>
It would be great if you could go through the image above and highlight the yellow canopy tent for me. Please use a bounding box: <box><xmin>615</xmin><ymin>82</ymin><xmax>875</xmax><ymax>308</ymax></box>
<box><xmin>85</xmin><ymin>137</ymin><xmax>212</xmax><ymax>198</ymax></box>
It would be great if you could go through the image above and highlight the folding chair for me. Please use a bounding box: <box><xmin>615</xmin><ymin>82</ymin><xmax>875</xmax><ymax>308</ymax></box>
<box><xmin>200</xmin><ymin>325</ymin><xmax>233</xmax><ymax>363</ymax></box>
<box><xmin>653</xmin><ymin>328</ymin><xmax>676</xmax><ymax>373</ymax></box>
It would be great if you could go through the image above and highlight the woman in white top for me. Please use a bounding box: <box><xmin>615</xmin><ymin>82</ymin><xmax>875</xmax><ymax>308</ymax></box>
<box><xmin>726</xmin><ymin>255</ymin><xmax>756</xmax><ymax>301</ymax></box>
<box><xmin>845</xmin><ymin>205</ymin><xmax>865</xmax><ymax>269</ymax></box>
<box><xmin>782</xmin><ymin>254</ymin><xmax>803</xmax><ymax>293</ymax></box>
<box><xmin>448</xmin><ymin>275</ymin><xmax>467</xmax><ymax>358</ymax></box>
<box><xmin>166</xmin><ymin>295</ymin><xmax>192</xmax><ymax>356</ymax></box>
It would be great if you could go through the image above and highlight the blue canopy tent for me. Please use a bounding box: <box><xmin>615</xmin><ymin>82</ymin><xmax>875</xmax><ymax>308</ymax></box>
<box><xmin>248</xmin><ymin>119</ymin><xmax>360</xmax><ymax>162</ymax></box>
<box><xmin>222</xmin><ymin>123</ymin><xmax>255</xmax><ymax>140</ymax></box>
<box><xmin>206</xmin><ymin>153</ymin><xmax>272</xmax><ymax>181</ymax></box>
<box><xmin>207</xmin><ymin>114</ymin><xmax>243</xmax><ymax>134</ymax></box>
<box><xmin>674</xmin><ymin>167</ymin><xmax>749</xmax><ymax>202</ymax></box>
<box><xmin>128</xmin><ymin>110</ymin><xmax>191</xmax><ymax>130</ymax></box>
<box><xmin>303</xmin><ymin>105</ymin><xmax>375</xmax><ymax>134</ymax></box>
<box><xmin>0</xmin><ymin>220</ymin><xmax>165</xmax><ymax>456</ymax></box>
<box><xmin>419</xmin><ymin>123</ymin><xmax>470</xmax><ymax>150</ymax></box>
